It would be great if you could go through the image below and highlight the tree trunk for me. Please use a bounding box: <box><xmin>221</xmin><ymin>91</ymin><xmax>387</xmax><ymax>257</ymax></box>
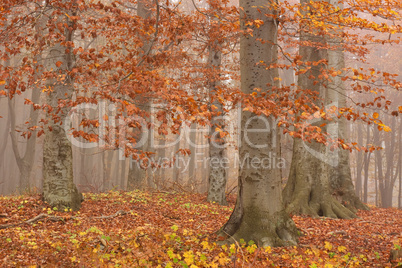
<box><xmin>325</xmin><ymin>0</ymin><xmax>368</xmax><ymax>212</ymax></box>
<box><xmin>356</xmin><ymin>124</ymin><xmax>363</xmax><ymax>198</ymax></box>
<box><xmin>363</xmin><ymin>124</ymin><xmax>371</xmax><ymax>203</ymax></box>
<box><xmin>206</xmin><ymin>26</ymin><xmax>227</xmax><ymax>205</ymax></box>
<box><xmin>374</xmin><ymin>127</ymin><xmax>383</xmax><ymax>206</ymax></box>
<box><xmin>218</xmin><ymin>0</ymin><xmax>298</xmax><ymax>247</ymax></box>
<box><xmin>127</xmin><ymin>0</ymin><xmax>153</xmax><ymax>191</ymax></box>
<box><xmin>282</xmin><ymin>0</ymin><xmax>358</xmax><ymax>219</ymax></box>
<box><xmin>42</xmin><ymin>7</ymin><xmax>82</xmax><ymax>211</ymax></box>
<box><xmin>172</xmin><ymin>132</ymin><xmax>181</xmax><ymax>185</ymax></box>
<box><xmin>398</xmin><ymin>118</ymin><xmax>401</xmax><ymax>209</ymax></box>
<box><xmin>188</xmin><ymin>124</ymin><xmax>197</xmax><ymax>184</ymax></box>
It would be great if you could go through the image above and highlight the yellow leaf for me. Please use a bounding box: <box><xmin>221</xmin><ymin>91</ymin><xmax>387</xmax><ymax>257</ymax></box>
<box><xmin>324</xmin><ymin>241</ymin><xmax>333</xmax><ymax>251</ymax></box>
<box><xmin>338</xmin><ymin>245</ymin><xmax>347</xmax><ymax>253</ymax></box>
<box><xmin>383</xmin><ymin>125</ymin><xmax>391</xmax><ymax>132</ymax></box>
<box><xmin>0</xmin><ymin>80</ymin><xmax>5</xmax><ymax>85</ymax></box>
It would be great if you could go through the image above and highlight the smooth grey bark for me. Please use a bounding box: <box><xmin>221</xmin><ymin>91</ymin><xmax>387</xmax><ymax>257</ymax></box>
<box><xmin>206</xmin><ymin>33</ymin><xmax>228</xmax><ymax>205</ymax></box>
<box><xmin>156</xmin><ymin>133</ymin><xmax>166</xmax><ymax>186</ymax></box>
<box><xmin>0</xmin><ymin>83</ymin><xmax>10</xmax><ymax>188</ymax></box>
<box><xmin>8</xmin><ymin>85</ymin><xmax>41</xmax><ymax>192</ymax></box>
<box><xmin>1</xmin><ymin>51</ymin><xmax>36</xmax><ymax>192</ymax></box>
<box><xmin>219</xmin><ymin>0</ymin><xmax>298</xmax><ymax>247</ymax></box>
<box><xmin>188</xmin><ymin>123</ymin><xmax>197</xmax><ymax>183</ymax></box>
<box><xmin>172</xmin><ymin>132</ymin><xmax>181</xmax><ymax>185</ymax></box>
<box><xmin>363</xmin><ymin>124</ymin><xmax>372</xmax><ymax>203</ymax></box>
<box><xmin>398</xmin><ymin>117</ymin><xmax>401</xmax><ymax>208</ymax></box>
<box><xmin>283</xmin><ymin>0</ymin><xmax>355</xmax><ymax>219</ymax></box>
<box><xmin>373</xmin><ymin>116</ymin><xmax>398</xmax><ymax>208</ymax></box>
<box><xmin>356</xmin><ymin>124</ymin><xmax>363</xmax><ymax>198</ymax></box>
<box><xmin>0</xmin><ymin>110</ymin><xmax>10</xmax><ymax>166</ymax></box>
<box><xmin>325</xmin><ymin>0</ymin><xmax>367</xmax><ymax>212</ymax></box>
<box><xmin>42</xmin><ymin>8</ymin><xmax>82</xmax><ymax>211</ymax></box>
<box><xmin>325</xmin><ymin>40</ymin><xmax>367</xmax><ymax>212</ymax></box>
<box><xmin>127</xmin><ymin>0</ymin><xmax>153</xmax><ymax>191</ymax></box>
<box><xmin>283</xmin><ymin>0</ymin><xmax>366</xmax><ymax>219</ymax></box>
<box><xmin>9</xmin><ymin>26</ymin><xmax>44</xmax><ymax>192</ymax></box>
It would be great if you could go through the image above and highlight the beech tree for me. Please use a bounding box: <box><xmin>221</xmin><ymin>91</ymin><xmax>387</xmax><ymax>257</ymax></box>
<box><xmin>218</xmin><ymin>0</ymin><xmax>298</xmax><ymax>246</ymax></box>
<box><xmin>283</xmin><ymin>0</ymin><xmax>365</xmax><ymax>218</ymax></box>
<box><xmin>324</xmin><ymin>0</ymin><xmax>367</xmax><ymax>212</ymax></box>
<box><xmin>42</xmin><ymin>2</ymin><xmax>83</xmax><ymax>210</ymax></box>
<box><xmin>1</xmin><ymin>0</ymin><xmax>400</xmax><ymax>217</ymax></box>
<box><xmin>127</xmin><ymin>0</ymin><xmax>154</xmax><ymax>191</ymax></box>
<box><xmin>205</xmin><ymin>2</ymin><xmax>227</xmax><ymax>206</ymax></box>
<box><xmin>8</xmin><ymin>15</ymin><xmax>44</xmax><ymax>193</ymax></box>
<box><xmin>282</xmin><ymin>0</ymin><xmax>345</xmax><ymax>218</ymax></box>
<box><xmin>281</xmin><ymin>0</ymin><xmax>401</xmax><ymax>217</ymax></box>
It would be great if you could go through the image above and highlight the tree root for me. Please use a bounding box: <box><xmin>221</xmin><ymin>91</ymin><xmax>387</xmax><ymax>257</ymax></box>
<box><xmin>0</xmin><ymin>210</ymin><xmax>128</xmax><ymax>230</ymax></box>
<box><xmin>219</xmin><ymin>209</ymin><xmax>299</xmax><ymax>247</ymax></box>
<box><xmin>286</xmin><ymin>195</ymin><xmax>356</xmax><ymax>219</ymax></box>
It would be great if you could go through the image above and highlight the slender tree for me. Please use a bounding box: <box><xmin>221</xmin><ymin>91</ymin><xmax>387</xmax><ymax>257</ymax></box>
<box><xmin>127</xmin><ymin>0</ymin><xmax>154</xmax><ymax>190</ymax></box>
<box><xmin>325</xmin><ymin>0</ymin><xmax>367</xmax><ymax>211</ymax></box>
<box><xmin>206</xmin><ymin>15</ymin><xmax>227</xmax><ymax>205</ymax></box>
<box><xmin>283</xmin><ymin>0</ymin><xmax>367</xmax><ymax>219</ymax></box>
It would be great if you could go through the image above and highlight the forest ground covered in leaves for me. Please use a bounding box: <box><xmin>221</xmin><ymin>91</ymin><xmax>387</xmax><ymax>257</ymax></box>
<box><xmin>0</xmin><ymin>190</ymin><xmax>401</xmax><ymax>267</ymax></box>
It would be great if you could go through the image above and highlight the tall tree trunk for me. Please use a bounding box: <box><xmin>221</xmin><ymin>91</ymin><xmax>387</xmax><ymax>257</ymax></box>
<box><xmin>363</xmin><ymin>124</ymin><xmax>371</xmax><ymax>203</ymax></box>
<box><xmin>127</xmin><ymin>0</ymin><xmax>153</xmax><ymax>191</ymax></box>
<box><xmin>188</xmin><ymin>123</ymin><xmax>197</xmax><ymax>184</ymax></box>
<box><xmin>325</xmin><ymin>0</ymin><xmax>368</xmax><ymax>212</ymax></box>
<box><xmin>172</xmin><ymin>132</ymin><xmax>182</xmax><ymax>185</ymax></box>
<box><xmin>356</xmin><ymin>124</ymin><xmax>363</xmax><ymax>198</ymax></box>
<box><xmin>373</xmin><ymin>128</ymin><xmax>383</xmax><ymax>207</ymax></box>
<box><xmin>3</xmin><ymin>51</ymin><xmax>40</xmax><ymax>193</ymax></box>
<box><xmin>157</xmin><ymin>133</ymin><xmax>166</xmax><ymax>188</ymax></box>
<box><xmin>218</xmin><ymin>0</ymin><xmax>298</xmax><ymax>246</ymax></box>
<box><xmin>42</xmin><ymin>5</ymin><xmax>82</xmax><ymax>210</ymax></box>
<box><xmin>8</xmin><ymin>89</ymin><xmax>40</xmax><ymax>192</ymax></box>
<box><xmin>0</xmin><ymin>75</ymin><xmax>10</xmax><ymax>189</ymax></box>
<box><xmin>282</xmin><ymin>0</ymin><xmax>357</xmax><ymax>219</ymax></box>
<box><xmin>206</xmin><ymin>27</ymin><xmax>227</xmax><ymax>205</ymax></box>
<box><xmin>381</xmin><ymin>116</ymin><xmax>398</xmax><ymax>208</ymax></box>
<box><xmin>398</xmin><ymin>117</ymin><xmax>401</xmax><ymax>209</ymax></box>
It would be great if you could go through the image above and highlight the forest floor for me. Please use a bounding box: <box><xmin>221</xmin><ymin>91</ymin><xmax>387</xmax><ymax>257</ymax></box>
<box><xmin>0</xmin><ymin>190</ymin><xmax>401</xmax><ymax>267</ymax></box>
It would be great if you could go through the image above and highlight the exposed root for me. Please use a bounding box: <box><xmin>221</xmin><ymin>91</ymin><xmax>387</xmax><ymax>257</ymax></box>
<box><xmin>220</xmin><ymin>210</ymin><xmax>299</xmax><ymax>247</ymax></box>
<box><xmin>286</xmin><ymin>195</ymin><xmax>356</xmax><ymax>219</ymax></box>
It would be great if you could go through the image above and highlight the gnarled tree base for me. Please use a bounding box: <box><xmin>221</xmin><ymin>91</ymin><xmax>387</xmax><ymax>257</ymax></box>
<box><xmin>43</xmin><ymin>188</ymin><xmax>83</xmax><ymax>211</ymax></box>
<box><xmin>285</xmin><ymin>191</ymin><xmax>356</xmax><ymax>219</ymax></box>
<box><xmin>217</xmin><ymin>190</ymin><xmax>299</xmax><ymax>247</ymax></box>
<box><xmin>283</xmin><ymin>138</ymin><xmax>362</xmax><ymax>219</ymax></box>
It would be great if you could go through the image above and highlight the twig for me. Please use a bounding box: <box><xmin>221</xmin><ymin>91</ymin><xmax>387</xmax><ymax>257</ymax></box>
<box><xmin>0</xmin><ymin>210</ymin><xmax>129</xmax><ymax>230</ymax></box>
<box><xmin>93</xmin><ymin>210</ymin><xmax>127</xmax><ymax>220</ymax></box>
<box><xmin>0</xmin><ymin>213</ymin><xmax>65</xmax><ymax>229</ymax></box>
